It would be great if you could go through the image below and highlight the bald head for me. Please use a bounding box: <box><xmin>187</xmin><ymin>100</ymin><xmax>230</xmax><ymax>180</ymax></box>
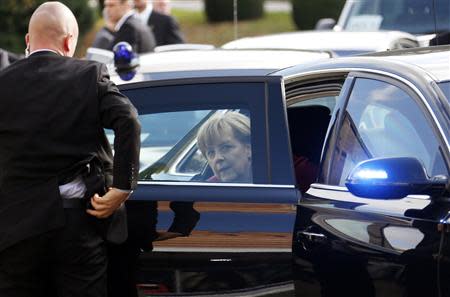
<box><xmin>27</xmin><ymin>2</ymin><xmax>79</xmax><ymax>57</ymax></box>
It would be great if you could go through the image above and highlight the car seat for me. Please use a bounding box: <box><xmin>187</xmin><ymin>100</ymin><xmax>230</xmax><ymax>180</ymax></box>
<box><xmin>287</xmin><ymin>105</ymin><xmax>331</xmax><ymax>166</ymax></box>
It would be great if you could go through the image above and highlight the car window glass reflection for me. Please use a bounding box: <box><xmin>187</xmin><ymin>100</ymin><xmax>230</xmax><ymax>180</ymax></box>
<box><xmin>106</xmin><ymin>110</ymin><xmax>211</xmax><ymax>173</ymax></box>
<box><xmin>328</xmin><ymin>78</ymin><xmax>447</xmax><ymax>186</ymax></box>
<box><xmin>139</xmin><ymin>109</ymin><xmax>253</xmax><ymax>183</ymax></box>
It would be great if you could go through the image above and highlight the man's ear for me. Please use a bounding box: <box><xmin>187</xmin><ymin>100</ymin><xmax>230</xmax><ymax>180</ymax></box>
<box><xmin>63</xmin><ymin>34</ymin><xmax>73</xmax><ymax>56</ymax></box>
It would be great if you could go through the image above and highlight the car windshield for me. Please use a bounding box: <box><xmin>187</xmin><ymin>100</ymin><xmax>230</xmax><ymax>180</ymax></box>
<box><xmin>343</xmin><ymin>0</ymin><xmax>449</xmax><ymax>35</ymax></box>
<box><xmin>438</xmin><ymin>81</ymin><xmax>450</xmax><ymax>103</ymax></box>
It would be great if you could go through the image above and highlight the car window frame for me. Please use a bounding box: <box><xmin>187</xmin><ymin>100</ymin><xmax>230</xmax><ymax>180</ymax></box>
<box><xmin>119</xmin><ymin>76</ymin><xmax>300</xmax><ymax>204</ymax></box>
<box><xmin>320</xmin><ymin>71</ymin><xmax>449</xmax><ymax>188</ymax></box>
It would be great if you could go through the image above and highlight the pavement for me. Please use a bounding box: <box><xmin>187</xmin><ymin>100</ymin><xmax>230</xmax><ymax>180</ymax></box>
<box><xmin>170</xmin><ymin>0</ymin><xmax>292</xmax><ymax>12</ymax></box>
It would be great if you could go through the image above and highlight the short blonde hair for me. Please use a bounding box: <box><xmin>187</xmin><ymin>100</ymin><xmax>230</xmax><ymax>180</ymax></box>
<box><xmin>197</xmin><ymin>111</ymin><xmax>251</xmax><ymax>156</ymax></box>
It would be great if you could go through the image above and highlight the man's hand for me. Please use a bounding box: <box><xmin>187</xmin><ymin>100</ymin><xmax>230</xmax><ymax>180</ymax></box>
<box><xmin>86</xmin><ymin>188</ymin><xmax>130</xmax><ymax>219</ymax></box>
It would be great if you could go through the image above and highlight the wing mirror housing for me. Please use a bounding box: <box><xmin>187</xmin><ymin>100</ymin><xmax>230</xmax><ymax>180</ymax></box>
<box><xmin>113</xmin><ymin>42</ymin><xmax>139</xmax><ymax>81</ymax></box>
<box><xmin>346</xmin><ymin>157</ymin><xmax>448</xmax><ymax>199</ymax></box>
<box><xmin>315</xmin><ymin>18</ymin><xmax>336</xmax><ymax>30</ymax></box>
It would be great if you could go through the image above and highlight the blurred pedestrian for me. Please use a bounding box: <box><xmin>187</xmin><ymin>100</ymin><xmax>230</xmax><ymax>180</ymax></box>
<box><xmin>91</xmin><ymin>8</ymin><xmax>116</xmax><ymax>49</ymax></box>
<box><xmin>104</xmin><ymin>0</ymin><xmax>156</xmax><ymax>53</ymax></box>
<box><xmin>153</xmin><ymin>0</ymin><xmax>171</xmax><ymax>15</ymax></box>
<box><xmin>0</xmin><ymin>48</ymin><xmax>23</xmax><ymax>71</ymax></box>
<box><xmin>134</xmin><ymin>0</ymin><xmax>185</xmax><ymax>46</ymax></box>
<box><xmin>0</xmin><ymin>2</ymin><xmax>141</xmax><ymax>296</ymax></box>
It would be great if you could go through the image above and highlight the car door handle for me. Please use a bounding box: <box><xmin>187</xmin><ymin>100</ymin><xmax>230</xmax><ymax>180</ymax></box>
<box><xmin>297</xmin><ymin>231</ymin><xmax>327</xmax><ymax>241</ymax></box>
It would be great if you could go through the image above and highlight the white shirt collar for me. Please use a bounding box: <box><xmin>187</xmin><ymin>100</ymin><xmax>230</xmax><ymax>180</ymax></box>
<box><xmin>135</xmin><ymin>3</ymin><xmax>153</xmax><ymax>24</ymax></box>
<box><xmin>114</xmin><ymin>10</ymin><xmax>135</xmax><ymax>31</ymax></box>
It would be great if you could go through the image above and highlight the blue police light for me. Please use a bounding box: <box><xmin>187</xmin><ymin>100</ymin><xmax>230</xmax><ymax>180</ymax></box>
<box><xmin>353</xmin><ymin>169</ymin><xmax>388</xmax><ymax>180</ymax></box>
<box><xmin>113</xmin><ymin>42</ymin><xmax>139</xmax><ymax>81</ymax></box>
<box><xmin>345</xmin><ymin>157</ymin><xmax>434</xmax><ymax>199</ymax></box>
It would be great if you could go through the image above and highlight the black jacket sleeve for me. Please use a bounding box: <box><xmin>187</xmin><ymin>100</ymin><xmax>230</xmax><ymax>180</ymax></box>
<box><xmin>97</xmin><ymin>63</ymin><xmax>141</xmax><ymax>190</ymax></box>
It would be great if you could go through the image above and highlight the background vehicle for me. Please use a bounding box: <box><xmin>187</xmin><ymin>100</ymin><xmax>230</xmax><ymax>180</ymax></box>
<box><xmin>320</xmin><ymin>0</ymin><xmax>450</xmax><ymax>46</ymax></box>
<box><xmin>223</xmin><ymin>0</ymin><xmax>450</xmax><ymax>55</ymax></box>
<box><xmin>222</xmin><ymin>30</ymin><xmax>419</xmax><ymax>56</ymax></box>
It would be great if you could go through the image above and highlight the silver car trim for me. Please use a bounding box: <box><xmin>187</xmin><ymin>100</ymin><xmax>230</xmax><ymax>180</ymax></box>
<box><xmin>138</xmin><ymin>181</ymin><xmax>295</xmax><ymax>188</ymax></box>
<box><xmin>153</xmin><ymin>247</ymin><xmax>292</xmax><ymax>253</ymax></box>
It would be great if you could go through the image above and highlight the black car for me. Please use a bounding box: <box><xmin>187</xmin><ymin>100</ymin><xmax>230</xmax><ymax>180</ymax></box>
<box><xmin>107</xmin><ymin>45</ymin><xmax>449</xmax><ymax>296</ymax></box>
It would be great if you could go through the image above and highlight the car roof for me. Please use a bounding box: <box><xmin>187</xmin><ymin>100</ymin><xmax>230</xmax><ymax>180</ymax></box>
<box><xmin>222</xmin><ymin>30</ymin><xmax>418</xmax><ymax>56</ymax></box>
<box><xmin>276</xmin><ymin>45</ymin><xmax>450</xmax><ymax>83</ymax></box>
<box><xmin>108</xmin><ymin>48</ymin><xmax>332</xmax><ymax>84</ymax></box>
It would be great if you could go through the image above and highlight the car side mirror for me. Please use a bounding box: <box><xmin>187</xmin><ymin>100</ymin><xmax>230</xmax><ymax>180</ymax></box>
<box><xmin>113</xmin><ymin>42</ymin><xmax>139</xmax><ymax>81</ymax></box>
<box><xmin>346</xmin><ymin>157</ymin><xmax>448</xmax><ymax>199</ymax></box>
<box><xmin>315</xmin><ymin>18</ymin><xmax>336</xmax><ymax>30</ymax></box>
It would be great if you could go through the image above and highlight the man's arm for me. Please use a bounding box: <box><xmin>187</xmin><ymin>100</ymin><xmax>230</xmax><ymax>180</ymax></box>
<box><xmin>87</xmin><ymin>63</ymin><xmax>141</xmax><ymax>218</ymax></box>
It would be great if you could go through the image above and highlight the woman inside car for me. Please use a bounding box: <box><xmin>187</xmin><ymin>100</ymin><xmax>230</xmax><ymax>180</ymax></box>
<box><xmin>197</xmin><ymin>111</ymin><xmax>253</xmax><ymax>183</ymax></box>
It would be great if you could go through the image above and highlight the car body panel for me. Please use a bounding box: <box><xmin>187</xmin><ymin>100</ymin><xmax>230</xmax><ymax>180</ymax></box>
<box><xmin>281</xmin><ymin>47</ymin><xmax>449</xmax><ymax>297</ymax></box>
<box><xmin>222</xmin><ymin>30</ymin><xmax>419</xmax><ymax>56</ymax></box>
<box><xmin>98</xmin><ymin>48</ymin><xmax>332</xmax><ymax>84</ymax></box>
<box><xmin>118</xmin><ymin>75</ymin><xmax>301</xmax><ymax>295</ymax></box>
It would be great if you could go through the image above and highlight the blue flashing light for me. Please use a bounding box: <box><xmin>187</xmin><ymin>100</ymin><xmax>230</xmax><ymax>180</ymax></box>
<box><xmin>114</xmin><ymin>42</ymin><xmax>133</xmax><ymax>65</ymax></box>
<box><xmin>113</xmin><ymin>42</ymin><xmax>139</xmax><ymax>81</ymax></box>
<box><xmin>354</xmin><ymin>169</ymin><xmax>388</xmax><ymax>180</ymax></box>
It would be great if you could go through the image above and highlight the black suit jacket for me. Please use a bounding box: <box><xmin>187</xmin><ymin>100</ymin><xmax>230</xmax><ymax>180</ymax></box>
<box><xmin>0</xmin><ymin>51</ymin><xmax>141</xmax><ymax>252</ymax></box>
<box><xmin>112</xmin><ymin>14</ymin><xmax>156</xmax><ymax>53</ymax></box>
<box><xmin>148</xmin><ymin>11</ymin><xmax>185</xmax><ymax>46</ymax></box>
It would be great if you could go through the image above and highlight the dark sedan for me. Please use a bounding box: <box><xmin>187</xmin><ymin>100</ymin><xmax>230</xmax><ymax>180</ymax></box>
<box><xmin>103</xmin><ymin>45</ymin><xmax>449</xmax><ymax>296</ymax></box>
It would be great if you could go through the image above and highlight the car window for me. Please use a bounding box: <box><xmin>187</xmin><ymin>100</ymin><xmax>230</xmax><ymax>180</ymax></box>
<box><xmin>287</xmin><ymin>96</ymin><xmax>336</xmax><ymax>192</ymax></box>
<box><xmin>344</xmin><ymin>0</ymin><xmax>449</xmax><ymax>34</ymax></box>
<box><xmin>326</xmin><ymin>78</ymin><xmax>447</xmax><ymax>186</ymax></box>
<box><xmin>139</xmin><ymin>109</ymin><xmax>256</xmax><ymax>184</ymax></box>
<box><xmin>438</xmin><ymin>81</ymin><xmax>450</xmax><ymax>103</ymax></box>
<box><xmin>290</xmin><ymin>95</ymin><xmax>337</xmax><ymax>111</ymax></box>
<box><xmin>105</xmin><ymin>110</ymin><xmax>211</xmax><ymax>172</ymax></box>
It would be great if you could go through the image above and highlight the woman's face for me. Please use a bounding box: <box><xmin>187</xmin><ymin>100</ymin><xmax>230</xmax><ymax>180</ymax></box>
<box><xmin>205</xmin><ymin>132</ymin><xmax>252</xmax><ymax>183</ymax></box>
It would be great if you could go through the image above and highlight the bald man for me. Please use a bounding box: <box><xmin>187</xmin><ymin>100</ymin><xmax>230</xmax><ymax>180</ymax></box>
<box><xmin>0</xmin><ymin>2</ymin><xmax>140</xmax><ymax>297</ymax></box>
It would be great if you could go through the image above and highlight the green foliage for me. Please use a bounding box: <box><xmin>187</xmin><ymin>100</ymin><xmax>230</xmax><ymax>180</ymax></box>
<box><xmin>167</xmin><ymin>9</ymin><xmax>295</xmax><ymax>47</ymax></box>
<box><xmin>204</xmin><ymin>0</ymin><xmax>265</xmax><ymax>23</ymax></box>
<box><xmin>291</xmin><ymin>0</ymin><xmax>345</xmax><ymax>30</ymax></box>
<box><xmin>0</xmin><ymin>0</ymin><xmax>97</xmax><ymax>54</ymax></box>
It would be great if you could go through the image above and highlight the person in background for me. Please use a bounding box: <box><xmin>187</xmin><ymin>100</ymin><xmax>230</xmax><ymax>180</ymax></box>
<box><xmin>153</xmin><ymin>0</ymin><xmax>171</xmax><ymax>15</ymax></box>
<box><xmin>0</xmin><ymin>2</ymin><xmax>141</xmax><ymax>296</ymax></box>
<box><xmin>0</xmin><ymin>49</ymin><xmax>23</xmax><ymax>71</ymax></box>
<box><xmin>197</xmin><ymin>111</ymin><xmax>253</xmax><ymax>183</ymax></box>
<box><xmin>91</xmin><ymin>7</ymin><xmax>116</xmax><ymax>49</ymax></box>
<box><xmin>134</xmin><ymin>0</ymin><xmax>185</xmax><ymax>46</ymax></box>
<box><xmin>104</xmin><ymin>0</ymin><xmax>156</xmax><ymax>53</ymax></box>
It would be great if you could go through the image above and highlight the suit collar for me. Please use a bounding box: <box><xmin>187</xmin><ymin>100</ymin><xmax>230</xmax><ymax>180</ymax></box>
<box><xmin>115</xmin><ymin>10</ymin><xmax>135</xmax><ymax>31</ymax></box>
<box><xmin>135</xmin><ymin>4</ymin><xmax>152</xmax><ymax>24</ymax></box>
<box><xmin>29</xmin><ymin>50</ymin><xmax>60</xmax><ymax>58</ymax></box>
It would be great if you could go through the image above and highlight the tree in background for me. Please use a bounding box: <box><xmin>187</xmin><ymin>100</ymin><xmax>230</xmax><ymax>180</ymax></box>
<box><xmin>291</xmin><ymin>0</ymin><xmax>345</xmax><ymax>30</ymax></box>
<box><xmin>204</xmin><ymin>0</ymin><xmax>265</xmax><ymax>23</ymax></box>
<box><xmin>0</xmin><ymin>0</ymin><xmax>97</xmax><ymax>55</ymax></box>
